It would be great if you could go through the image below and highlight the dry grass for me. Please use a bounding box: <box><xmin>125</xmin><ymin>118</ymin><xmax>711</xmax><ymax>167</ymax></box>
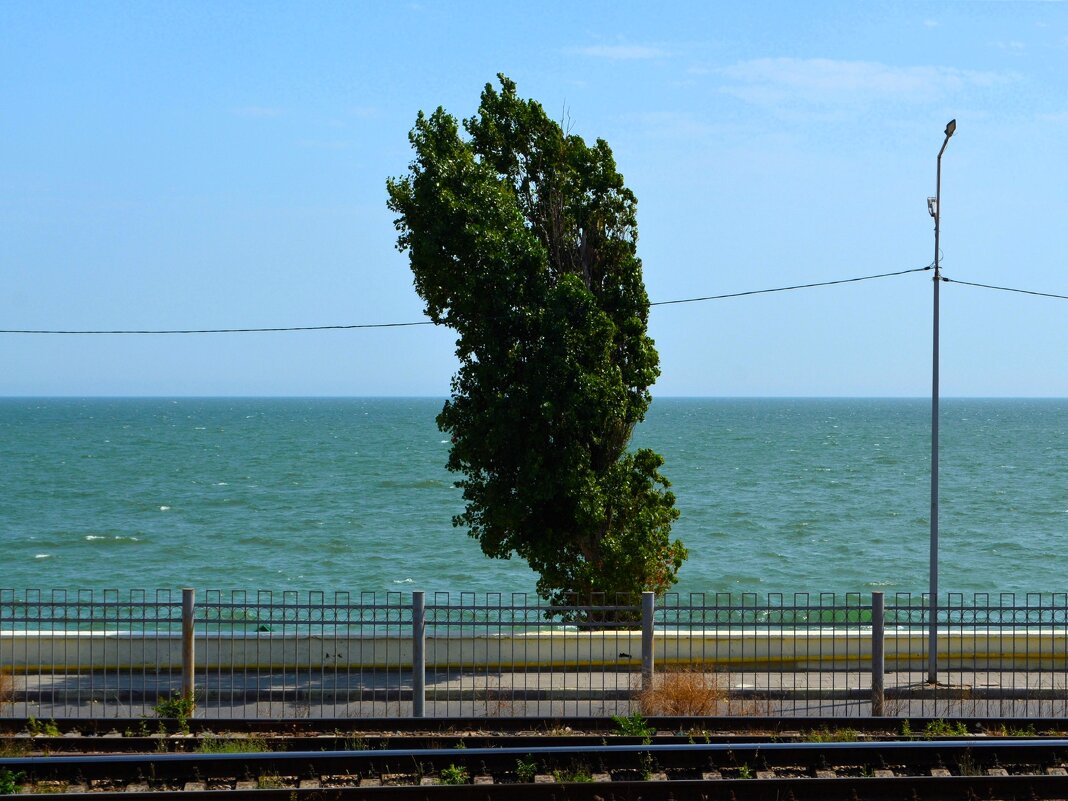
<box><xmin>636</xmin><ymin>668</ymin><xmax>776</xmax><ymax>717</ymax></box>
<box><xmin>637</xmin><ymin>668</ymin><xmax>725</xmax><ymax>716</ymax></box>
<box><xmin>0</xmin><ymin>670</ymin><xmax>11</xmax><ymax>709</ymax></box>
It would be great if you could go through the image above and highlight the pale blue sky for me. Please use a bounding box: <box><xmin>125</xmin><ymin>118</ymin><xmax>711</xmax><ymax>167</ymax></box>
<box><xmin>3</xmin><ymin>1</ymin><xmax>1067</xmax><ymax>397</ymax></box>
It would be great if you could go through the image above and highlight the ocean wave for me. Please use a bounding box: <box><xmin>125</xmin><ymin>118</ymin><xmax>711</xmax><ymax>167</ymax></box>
<box><xmin>377</xmin><ymin>479</ymin><xmax>448</xmax><ymax>490</ymax></box>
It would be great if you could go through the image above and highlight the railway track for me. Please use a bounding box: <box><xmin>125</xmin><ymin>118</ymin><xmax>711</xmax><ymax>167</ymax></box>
<box><xmin>5</xmin><ymin>737</ymin><xmax>1068</xmax><ymax>799</ymax></box>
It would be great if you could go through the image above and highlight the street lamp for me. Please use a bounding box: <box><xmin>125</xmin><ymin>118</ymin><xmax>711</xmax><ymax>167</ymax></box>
<box><xmin>928</xmin><ymin>118</ymin><xmax>955</xmax><ymax>684</ymax></box>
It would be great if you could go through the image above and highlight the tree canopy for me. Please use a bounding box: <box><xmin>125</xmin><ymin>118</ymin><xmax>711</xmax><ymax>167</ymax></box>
<box><xmin>387</xmin><ymin>75</ymin><xmax>686</xmax><ymax>609</ymax></box>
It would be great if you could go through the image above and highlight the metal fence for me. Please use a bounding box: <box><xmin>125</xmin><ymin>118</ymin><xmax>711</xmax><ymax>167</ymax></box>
<box><xmin>3</xmin><ymin>588</ymin><xmax>1068</xmax><ymax>720</ymax></box>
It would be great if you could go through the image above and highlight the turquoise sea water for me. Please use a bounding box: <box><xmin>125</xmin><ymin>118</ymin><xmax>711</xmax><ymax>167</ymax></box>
<box><xmin>1</xmin><ymin>397</ymin><xmax>1066</xmax><ymax>597</ymax></box>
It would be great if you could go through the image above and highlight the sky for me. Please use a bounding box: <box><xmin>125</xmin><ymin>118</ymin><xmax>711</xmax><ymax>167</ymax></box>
<box><xmin>3</xmin><ymin>1</ymin><xmax>1067</xmax><ymax>397</ymax></box>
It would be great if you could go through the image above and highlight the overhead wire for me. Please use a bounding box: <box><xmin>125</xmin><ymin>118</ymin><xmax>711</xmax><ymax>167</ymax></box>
<box><xmin>0</xmin><ymin>320</ymin><xmax>434</xmax><ymax>335</ymax></box>
<box><xmin>0</xmin><ymin>264</ymin><xmax>933</xmax><ymax>335</ymax></box>
<box><xmin>941</xmin><ymin>276</ymin><xmax>1068</xmax><ymax>302</ymax></box>
<box><xmin>649</xmin><ymin>265</ymin><xmax>931</xmax><ymax>307</ymax></box>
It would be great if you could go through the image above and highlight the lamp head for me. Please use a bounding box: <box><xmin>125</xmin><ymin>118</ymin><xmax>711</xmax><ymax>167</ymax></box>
<box><xmin>927</xmin><ymin>197</ymin><xmax>937</xmax><ymax>218</ymax></box>
<box><xmin>945</xmin><ymin>119</ymin><xmax>956</xmax><ymax>138</ymax></box>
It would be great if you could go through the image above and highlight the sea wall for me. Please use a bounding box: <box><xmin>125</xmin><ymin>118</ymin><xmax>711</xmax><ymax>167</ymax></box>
<box><xmin>3</xmin><ymin>629</ymin><xmax>1067</xmax><ymax>672</ymax></box>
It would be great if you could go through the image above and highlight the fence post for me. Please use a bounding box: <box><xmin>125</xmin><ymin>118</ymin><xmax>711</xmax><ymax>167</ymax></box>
<box><xmin>412</xmin><ymin>591</ymin><xmax>426</xmax><ymax>718</ymax></box>
<box><xmin>641</xmin><ymin>591</ymin><xmax>655</xmax><ymax>693</ymax></box>
<box><xmin>871</xmin><ymin>591</ymin><xmax>885</xmax><ymax>717</ymax></box>
<box><xmin>181</xmin><ymin>588</ymin><xmax>195</xmax><ymax>716</ymax></box>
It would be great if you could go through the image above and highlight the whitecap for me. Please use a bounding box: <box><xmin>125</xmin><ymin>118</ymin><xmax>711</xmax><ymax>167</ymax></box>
<box><xmin>440</xmin><ymin>439</ymin><xmax>449</xmax><ymax>444</ymax></box>
<box><xmin>85</xmin><ymin>535</ymin><xmax>105</xmax><ymax>541</ymax></box>
<box><xmin>214</xmin><ymin>482</ymin><xmax>229</xmax><ymax>486</ymax></box>
<box><xmin>35</xmin><ymin>554</ymin><xmax>52</xmax><ymax>559</ymax></box>
<box><xmin>159</xmin><ymin>505</ymin><xmax>171</xmax><ymax>511</ymax></box>
<box><xmin>393</xmin><ymin>578</ymin><xmax>415</xmax><ymax>584</ymax></box>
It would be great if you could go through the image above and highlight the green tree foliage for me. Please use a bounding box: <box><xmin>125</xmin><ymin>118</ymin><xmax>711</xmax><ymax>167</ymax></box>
<box><xmin>387</xmin><ymin>75</ymin><xmax>686</xmax><ymax>610</ymax></box>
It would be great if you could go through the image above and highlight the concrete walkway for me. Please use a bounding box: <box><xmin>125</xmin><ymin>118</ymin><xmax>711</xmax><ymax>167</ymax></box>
<box><xmin>4</xmin><ymin>667</ymin><xmax>1068</xmax><ymax>720</ymax></box>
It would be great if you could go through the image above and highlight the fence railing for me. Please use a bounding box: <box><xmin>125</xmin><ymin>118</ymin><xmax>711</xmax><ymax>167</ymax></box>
<box><xmin>3</xmin><ymin>588</ymin><xmax>1068</xmax><ymax>719</ymax></box>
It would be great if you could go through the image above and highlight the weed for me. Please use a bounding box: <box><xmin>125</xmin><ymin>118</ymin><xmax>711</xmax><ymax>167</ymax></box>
<box><xmin>805</xmin><ymin>727</ymin><xmax>859</xmax><ymax>743</ymax></box>
<box><xmin>27</xmin><ymin>717</ymin><xmax>60</xmax><ymax>737</ymax></box>
<box><xmin>900</xmin><ymin>719</ymin><xmax>914</xmax><ymax>737</ymax></box>
<box><xmin>924</xmin><ymin>719</ymin><xmax>968</xmax><ymax>738</ymax></box>
<box><xmin>987</xmin><ymin>722</ymin><xmax>1036</xmax><ymax>737</ymax></box>
<box><xmin>638</xmin><ymin>668</ymin><xmax>723</xmax><ymax>716</ymax></box>
<box><xmin>0</xmin><ymin>769</ymin><xmax>24</xmax><ymax>794</ymax></box>
<box><xmin>0</xmin><ymin>739</ymin><xmax>27</xmax><ymax>758</ymax></box>
<box><xmin>515</xmin><ymin>756</ymin><xmax>538</xmax><ymax>783</ymax></box>
<box><xmin>256</xmin><ymin>774</ymin><xmax>287</xmax><ymax>790</ymax></box>
<box><xmin>685</xmin><ymin>728</ymin><xmax>712</xmax><ymax>745</ymax></box>
<box><xmin>154</xmin><ymin>692</ymin><xmax>195</xmax><ymax>734</ymax></box>
<box><xmin>30</xmin><ymin>780</ymin><xmax>68</xmax><ymax>794</ymax></box>
<box><xmin>737</xmin><ymin>764</ymin><xmax>753</xmax><ymax>779</ymax></box>
<box><xmin>125</xmin><ymin>719</ymin><xmax>151</xmax><ymax>738</ymax></box>
<box><xmin>197</xmin><ymin>736</ymin><xmax>268</xmax><ymax>754</ymax></box>
<box><xmin>612</xmin><ymin>712</ymin><xmax>654</xmax><ymax>739</ymax></box>
<box><xmin>0</xmin><ymin>670</ymin><xmax>11</xmax><ymax>710</ymax></box>
<box><xmin>638</xmin><ymin>749</ymin><xmax>655</xmax><ymax>781</ymax></box>
<box><xmin>552</xmin><ymin>765</ymin><xmax>593</xmax><ymax>783</ymax></box>
<box><xmin>440</xmin><ymin>764</ymin><xmax>469</xmax><ymax>785</ymax></box>
<box><xmin>957</xmin><ymin>750</ymin><xmax>980</xmax><ymax>776</ymax></box>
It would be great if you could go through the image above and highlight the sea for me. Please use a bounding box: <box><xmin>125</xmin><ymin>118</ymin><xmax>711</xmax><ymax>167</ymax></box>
<box><xmin>1</xmin><ymin>397</ymin><xmax>1066</xmax><ymax>600</ymax></box>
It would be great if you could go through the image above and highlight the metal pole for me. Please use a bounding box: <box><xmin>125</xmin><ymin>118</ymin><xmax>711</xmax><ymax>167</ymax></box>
<box><xmin>181</xmin><ymin>588</ymin><xmax>195</xmax><ymax>715</ymax></box>
<box><xmin>928</xmin><ymin>119</ymin><xmax>955</xmax><ymax>685</ymax></box>
<box><xmin>412</xmin><ymin>591</ymin><xmax>426</xmax><ymax>718</ymax></box>
<box><xmin>871</xmin><ymin>591</ymin><xmax>885</xmax><ymax>716</ymax></box>
<box><xmin>641</xmin><ymin>592</ymin><xmax>655</xmax><ymax>693</ymax></box>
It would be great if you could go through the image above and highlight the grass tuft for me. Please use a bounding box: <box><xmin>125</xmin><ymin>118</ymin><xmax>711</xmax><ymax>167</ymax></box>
<box><xmin>637</xmin><ymin>667</ymin><xmax>724</xmax><ymax>716</ymax></box>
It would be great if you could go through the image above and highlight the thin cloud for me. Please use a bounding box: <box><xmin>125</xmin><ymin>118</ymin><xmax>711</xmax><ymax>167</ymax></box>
<box><xmin>571</xmin><ymin>43</ymin><xmax>669</xmax><ymax>60</ymax></box>
<box><xmin>349</xmin><ymin>106</ymin><xmax>381</xmax><ymax>119</ymax></box>
<box><xmin>231</xmin><ymin>106</ymin><xmax>286</xmax><ymax>119</ymax></box>
<box><xmin>719</xmin><ymin>58</ymin><xmax>1010</xmax><ymax>107</ymax></box>
<box><xmin>629</xmin><ymin>111</ymin><xmax>720</xmax><ymax>139</ymax></box>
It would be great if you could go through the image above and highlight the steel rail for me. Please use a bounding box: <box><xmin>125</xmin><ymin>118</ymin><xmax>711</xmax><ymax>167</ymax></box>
<box><xmin>4</xmin><ymin>714</ymin><xmax>1065</xmax><ymax>736</ymax></box>
<box><xmin>12</xmin><ymin>775</ymin><xmax>1068</xmax><ymax>801</ymax></box>
<box><xmin>5</xmin><ymin>738</ymin><xmax>1068</xmax><ymax>782</ymax></box>
<box><xmin>7</xmin><ymin>729</ymin><xmax>1063</xmax><ymax>753</ymax></box>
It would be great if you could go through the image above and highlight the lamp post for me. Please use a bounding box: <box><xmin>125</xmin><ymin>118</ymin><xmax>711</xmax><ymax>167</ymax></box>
<box><xmin>928</xmin><ymin>118</ymin><xmax>955</xmax><ymax>684</ymax></box>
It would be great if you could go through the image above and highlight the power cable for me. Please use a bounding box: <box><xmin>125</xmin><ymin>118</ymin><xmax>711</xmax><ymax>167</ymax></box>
<box><xmin>649</xmin><ymin>266</ymin><xmax>931</xmax><ymax>307</ymax></box>
<box><xmin>942</xmin><ymin>276</ymin><xmax>1068</xmax><ymax>302</ymax></box>
<box><xmin>0</xmin><ymin>263</ymin><xmax>930</xmax><ymax>335</ymax></box>
<box><xmin>0</xmin><ymin>321</ymin><xmax>434</xmax><ymax>335</ymax></box>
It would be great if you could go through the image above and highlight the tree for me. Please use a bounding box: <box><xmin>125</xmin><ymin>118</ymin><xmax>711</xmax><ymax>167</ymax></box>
<box><xmin>387</xmin><ymin>75</ymin><xmax>686</xmax><ymax>611</ymax></box>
